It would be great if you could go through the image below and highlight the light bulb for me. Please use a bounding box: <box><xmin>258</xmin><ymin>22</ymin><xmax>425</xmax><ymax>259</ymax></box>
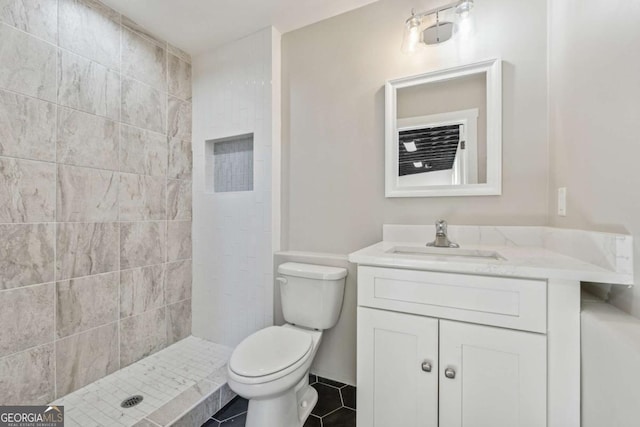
<box><xmin>401</xmin><ymin>16</ymin><xmax>422</xmax><ymax>54</ymax></box>
<box><xmin>455</xmin><ymin>0</ymin><xmax>474</xmax><ymax>19</ymax></box>
<box><xmin>457</xmin><ymin>17</ymin><xmax>474</xmax><ymax>38</ymax></box>
<box><xmin>455</xmin><ymin>0</ymin><xmax>475</xmax><ymax>39</ymax></box>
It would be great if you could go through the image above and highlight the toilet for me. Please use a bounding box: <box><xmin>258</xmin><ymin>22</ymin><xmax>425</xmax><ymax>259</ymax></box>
<box><xmin>227</xmin><ymin>262</ymin><xmax>347</xmax><ymax>427</ymax></box>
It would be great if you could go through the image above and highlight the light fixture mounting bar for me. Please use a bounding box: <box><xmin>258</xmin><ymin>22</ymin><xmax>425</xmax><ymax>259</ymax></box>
<box><xmin>410</xmin><ymin>0</ymin><xmax>459</xmax><ymax>20</ymax></box>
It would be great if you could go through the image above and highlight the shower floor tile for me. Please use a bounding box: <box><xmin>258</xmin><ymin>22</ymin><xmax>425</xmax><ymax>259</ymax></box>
<box><xmin>51</xmin><ymin>336</ymin><xmax>232</xmax><ymax>427</ymax></box>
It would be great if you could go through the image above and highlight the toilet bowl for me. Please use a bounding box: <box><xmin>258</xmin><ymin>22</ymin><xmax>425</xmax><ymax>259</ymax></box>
<box><xmin>227</xmin><ymin>325</ymin><xmax>322</xmax><ymax>427</ymax></box>
<box><xmin>227</xmin><ymin>262</ymin><xmax>347</xmax><ymax>427</ymax></box>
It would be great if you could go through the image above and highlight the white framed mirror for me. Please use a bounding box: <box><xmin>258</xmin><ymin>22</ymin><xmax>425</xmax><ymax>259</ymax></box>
<box><xmin>385</xmin><ymin>58</ymin><xmax>502</xmax><ymax>197</ymax></box>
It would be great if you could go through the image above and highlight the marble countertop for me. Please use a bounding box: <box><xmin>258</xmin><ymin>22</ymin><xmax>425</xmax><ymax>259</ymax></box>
<box><xmin>348</xmin><ymin>225</ymin><xmax>634</xmax><ymax>285</ymax></box>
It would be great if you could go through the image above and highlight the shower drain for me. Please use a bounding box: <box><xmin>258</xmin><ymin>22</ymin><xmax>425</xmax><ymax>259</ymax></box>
<box><xmin>120</xmin><ymin>395</ymin><xmax>144</xmax><ymax>409</ymax></box>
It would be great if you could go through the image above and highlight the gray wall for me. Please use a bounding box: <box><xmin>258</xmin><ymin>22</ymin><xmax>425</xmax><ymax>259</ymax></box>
<box><xmin>581</xmin><ymin>298</ymin><xmax>640</xmax><ymax>427</ymax></box>
<box><xmin>548</xmin><ymin>0</ymin><xmax>640</xmax><ymax>318</ymax></box>
<box><xmin>0</xmin><ymin>0</ymin><xmax>192</xmax><ymax>404</ymax></box>
<box><xmin>281</xmin><ymin>0</ymin><xmax>549</xmax><ymax>255</ymax></box>
<box><xmin>279</xmin><ymin>0</ymin><xmax>547</xmax><ymax>384</ymax></box>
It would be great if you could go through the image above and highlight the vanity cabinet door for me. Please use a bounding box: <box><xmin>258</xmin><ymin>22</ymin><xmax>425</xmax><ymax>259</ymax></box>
<box><xmin>439</xmin><ymin>320</ymin><xmax>547</xmax><ymax>427</ymax></box>
<box><xmin>357</xmin><ymin>307</ymin><xmax>438</xmax><ymax>427</ymax></box>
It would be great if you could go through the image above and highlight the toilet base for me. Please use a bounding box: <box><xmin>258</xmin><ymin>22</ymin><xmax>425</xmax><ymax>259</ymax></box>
<box><xmin>297</xmin><ymin>385</ymin><xmax>319</xmax><ymax>424</ymax></box>
<box><xmin>245</xmin><ymin>376</ymin><xmax>318</xmax><ymax>427</ymax></box>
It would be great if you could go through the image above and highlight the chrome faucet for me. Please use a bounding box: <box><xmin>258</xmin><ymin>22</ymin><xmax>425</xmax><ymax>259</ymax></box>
<box><xmin>426</xmin><ymin>220</ymin><xmax>459</xmax><ymax>248</ymax></box>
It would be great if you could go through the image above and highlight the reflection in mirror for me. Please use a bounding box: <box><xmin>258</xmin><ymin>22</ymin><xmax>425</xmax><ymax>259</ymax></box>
<box><xmin>397</xmin><ymin>73</ymin><xmax>486</xmax><ymax>187</ymax></box>
<box><xmin>385</xmin><ymin>59</ymin><xmax>501</xmax><ymax>197</ymax></box>
<box><xmin>397</xmin><ymin>115</ymin><xmax>474</xmax><ymax>186</ymax></box>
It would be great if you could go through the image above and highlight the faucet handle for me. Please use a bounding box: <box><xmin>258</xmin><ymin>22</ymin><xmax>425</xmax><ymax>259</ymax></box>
<box><xmin>435</xmin><ymin>219</ymin><xmax>447</xmax><ymax>235</ymax></box>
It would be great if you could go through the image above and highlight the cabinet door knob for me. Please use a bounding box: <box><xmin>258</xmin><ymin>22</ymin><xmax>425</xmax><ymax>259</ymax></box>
<box><xmin>421</xmin><ymin>361</ymin><xmax>432</xmax><ymax>372</ymax></box>
<box><xmin>444</xmin><ymin>368</ymin><xmax>456</xmax><ymax>379</ymax></box>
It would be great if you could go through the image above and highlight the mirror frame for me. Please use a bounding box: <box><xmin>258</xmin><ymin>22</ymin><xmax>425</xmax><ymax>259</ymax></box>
<box><xmin>385</xmin><ymin>58</ymin><xmax>502</xmax><ymax>197</ymax></box>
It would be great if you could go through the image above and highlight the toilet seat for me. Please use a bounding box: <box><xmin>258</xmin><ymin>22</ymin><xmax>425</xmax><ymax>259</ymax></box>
<box><xmin>230</xmin><ymin>326</ymin><xmax>313</xmax><ymax>380</ymax></box>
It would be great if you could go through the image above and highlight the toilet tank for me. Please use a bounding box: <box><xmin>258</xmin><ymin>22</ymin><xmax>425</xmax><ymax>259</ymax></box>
<box><xmin>277</xmin><ymin>262</ymin><xmax>347</xmax><ymax>330</ymax></box>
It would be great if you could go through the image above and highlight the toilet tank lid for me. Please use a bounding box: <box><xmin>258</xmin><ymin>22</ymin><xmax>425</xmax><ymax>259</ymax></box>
<box><xmin>278</xmin><ymin>262</ymin><xmax>347</xmax><ymax>280</ymax></box>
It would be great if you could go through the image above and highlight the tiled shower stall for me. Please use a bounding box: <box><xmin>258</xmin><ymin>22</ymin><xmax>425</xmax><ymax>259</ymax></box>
<box><xmin>0</xmin><ymin>0</ymin><xmax>193</xmax><ymax>404</ymax></box>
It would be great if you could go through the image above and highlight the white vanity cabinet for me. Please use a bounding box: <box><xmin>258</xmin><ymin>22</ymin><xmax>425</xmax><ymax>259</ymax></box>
<box><xmin>350</xmin><ymin>225</ymin><xmax>634</xmax><ymax>427</ymax></box>
<box><xmin>357</xmin><ymin>308</ymin><xmax>439</xmax><ymax>427</ymax></box>
<box><xmin>437</xmin><ymin>320</ymin><xmax>546</xmax><ymax>427</ymax></box>
<box><xmin>356</xmin><ymin>266</ymin><xmax>547</xmax><ymax>427</ymax></box>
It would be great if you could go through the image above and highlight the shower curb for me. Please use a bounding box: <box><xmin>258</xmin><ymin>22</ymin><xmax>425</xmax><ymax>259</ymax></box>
<box><xmin>134</xmin><ymin>375</ymin><xmax>236</xmax><ymax>427</ymax></box>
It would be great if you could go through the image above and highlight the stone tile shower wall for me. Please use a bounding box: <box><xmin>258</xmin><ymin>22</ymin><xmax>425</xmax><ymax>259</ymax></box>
<box><xmin>0</xmin><ymin>0</ymin><xmax>192</xmax><ymax>404</ymax></box>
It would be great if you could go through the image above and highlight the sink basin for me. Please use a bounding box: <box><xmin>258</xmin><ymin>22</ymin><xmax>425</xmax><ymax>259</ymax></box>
<box><xmin>386</xmin><ymin>246</ymin><xmax>505</xmax><ymax>261</ymax></box>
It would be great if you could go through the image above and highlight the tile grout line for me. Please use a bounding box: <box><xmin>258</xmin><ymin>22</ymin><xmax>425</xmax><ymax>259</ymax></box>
<box><xmin>52</xmin><ymin>0</ymin><xmax>60</xmax><ymax>400</ymax></box>
<box><xmin>164</xmin><ymin>35</ymin><xmax>171</xmax><ymax>349</ymax></box>
<box><xmin>217</xmin><ymin>410</ymin><xmax>248</xmax><ymax>423</ymax></box>
<box><xmin>0</xmin><ymin>137</ymin><xmax>177</xmax><ymax>175</ymax></box>
<box><xmin>0</xmin><ymin>219</ymin><xmax>192</xmax><ymax>226</ymax></box>
<box><xmin>0</xmin><ymin>260</ymin><xmax>192</xmax><ymax>296</ymax></box>
<box><xmin>120</xmin><ymin>18</ymin><xmax>171</xmax><ymax>58</ymax></box>
<box><xmin>0</xmin><ymin>341</ymin><xmax>54</xmax><ymax>362</ymax></box>
<box><xmin>117</xmin><ymin>5</ymin><xmax>123</xmax><ymax>373</ymax></box>
<box><xmin>0</xmin><ymin>84</ymin><xmax>175</xmax><ymax>135</ymax></box>
<box><xmin>318</xmin><ymin>406</ymin><xmax>343</xmax><ymax>421</ymax></box>
<box><xmin>57</xmin><ymin>320</ymin><xmax>120</xmax><ymax>346</ymax></box>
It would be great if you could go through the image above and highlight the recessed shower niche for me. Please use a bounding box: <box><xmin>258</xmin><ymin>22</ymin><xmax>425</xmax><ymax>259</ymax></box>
<box><xmin>206</xmin><ymin>133</ymin><xmax>254</xmax><ymax>193</ymax></box>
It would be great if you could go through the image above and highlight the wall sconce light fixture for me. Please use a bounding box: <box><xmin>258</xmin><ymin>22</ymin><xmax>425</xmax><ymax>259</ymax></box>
<box><xmin>401</xmin><ymin>0</ymin><xmax>474</xmax><ymax>54</ymax></box>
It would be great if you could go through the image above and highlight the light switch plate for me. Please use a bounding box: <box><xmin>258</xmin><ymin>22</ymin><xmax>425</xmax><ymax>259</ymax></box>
<box><xmin>558</xmin><ymin>187</ymin><xmax>567</xmax><ymax>216</ymax></box>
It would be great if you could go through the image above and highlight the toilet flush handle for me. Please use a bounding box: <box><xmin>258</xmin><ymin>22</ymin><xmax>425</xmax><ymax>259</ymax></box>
<box><xmin>276</xmin><ymin>277</ymin><xmax>287</xmax><ymax>286</ymax></box>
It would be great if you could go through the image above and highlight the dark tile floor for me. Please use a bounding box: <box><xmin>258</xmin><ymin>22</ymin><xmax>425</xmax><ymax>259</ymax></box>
<box><xmin>202</xmin><ymin>374</ymin><xmax>356</xmax><ymax>427</ymax></box>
